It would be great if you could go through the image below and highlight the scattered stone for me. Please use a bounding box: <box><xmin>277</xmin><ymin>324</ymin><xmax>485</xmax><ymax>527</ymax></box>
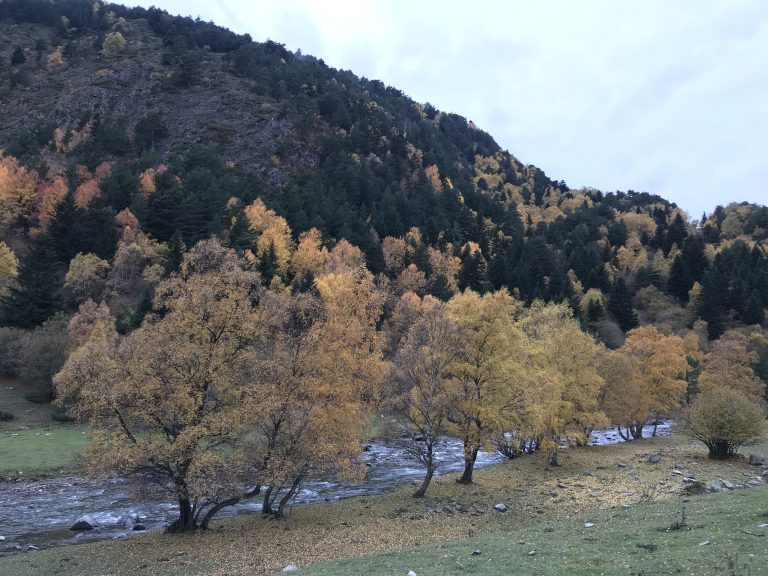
<box><xmin>707</xmin><ymin>481</ymin><xmax>723</xmax><ymax>493</ymax></box>
<box><xmin>528</xmin><ymin>550</ymin><xmax>536</xmax><ymax>556</ymax></box>
<box><xmin>672</xmin><ymin>469</ymin><xmax>683</xmax><ymax>475</ymax></box>
<box><xmin>698</xmin><ymin>541</ymin><xmax>711</xmax><ymax>546</ymax></box>
<box><xmin>494</xmin><ymin>503</ymin><xmax>508</xmax><ymax>513</ymax></box>
<box><xmin>0</xmin><ymin>536</ymin><xmax>5</xmax><ymax>541</ymax></box>
<box><xmin>69</xmin><ymin>521</ymin><xmax>94</xmax><ymax>532</ymax></box>
<box><xmin>557</xmin><ymin>483</ymin><xmax>567</xmax><ymax>489</ymax></box>
<box><xmin>442</xmin><ymin>506</ymin><xmax>454</xmax><ymax>515</ymax></box>
<box><xmin>758</xmin><ymin>523</ymin><xmax>768</xmax><ymax>529</ymax></box>
<box><xmin>362</xmin><ymin>445</ymin><xmax>372</xmax><ymax>452</ymax></box>
<box><xmin>471</xmin><ymin>549</ymin><xmax>481</xmax><ymax>556</ymax></box>
<box><xmin>407</xmin><ymin>571</ymin><xmax>417</xmax><ymax>576</ymax></box>
<box><xmin>517</xmin><ymin>540</ymin><xmax>525</xmax><ymax>544</ymax></box>
<box><xmin>617</xmin><ymin>462</ymin><xmax>628</xmax><ymax>468</ymax></box>
<box><xmin>584</xmin><ymin>522</ymin><xmax>595</xmax><ymax>528</ymax></box>
<box><xmin>748</xmin><ymin>454</ymin><xmax>765</xmax><ymax>466</ymax></box>
<box><xmin>648</xmin><ymin>454</ymin><xmax>661</xmax><ymax>464</ymax></box>
<box><xmin>281</xmin><ymin>565</ymin><xmax>299</xmax><ymax>573</ymax></box>
<box><xmin>683</xmin><ymin>477</ymin><xmax>696</xmax><ymax>483</ymax></box>
<box><xmin>590</xmin><ymin>492</ymin><xmax>599</xmax><ymax>498</ymax></box>
<box><xmin>27</xmin><ymin>545</ymin><xmax>39</xmax><ymax>551</ymax></box>
<box><xmin>722</xmin><ymin>480</ymin><xmax>735</xmax><ymax>490</ymax></box>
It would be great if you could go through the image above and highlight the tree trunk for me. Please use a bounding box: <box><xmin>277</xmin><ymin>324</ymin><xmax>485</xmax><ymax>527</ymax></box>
<box><xmin>629</xmin><ymin>422</ymin><xmax>645</xmax><ymax>440</ymax></box>
<box><xmin>547</xmin><ymin>448</ymin><xmax>559</xmax><ymax>467</ymax></box>
<box><xmin>262</xmin><ymin>485</ymin><xmax>275</xmax><ymax>516</ymax></box>
<box><xmin>414</xmin><ymin>464</ymin><xmax>435</xmax><ymax>498</ymax></box>
<box><xmin>617</xmin><ymin>426</ymin><xmax>629</xmax><ymax>441</ymax></box>
<box><xmin>275</xmin><ymin>473</ymin><xmax>305</xmax><ymax>518</ymax></box>
<box><xmin>200</xmin><ymin>486</ymin><xmax>261</xmax><ymax>530</ymax></box>
<box><xmin>166</xmin><ymin>497</ymin><xmax>196</xmax><ymax>533</ymax></box>
<box><xmin>652</xmin><ymin>418</ymin><xmax>659</xmax><ymax>437</ymax></box>
<box><xmin>457</xmin><ymin>445</ymin><xmax>478</xmax><ymax>484</ymax></box>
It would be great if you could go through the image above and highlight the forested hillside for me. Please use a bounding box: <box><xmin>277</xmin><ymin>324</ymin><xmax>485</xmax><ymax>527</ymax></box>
<box><xmin>0</xmin><ymin>0</ymin><xmax>766</xmax><ymax>536</ymax></box>
<box><xmin>1</xmin><ymin>0</ymin><xmax>766</xmax><ymax>339</ymax></box>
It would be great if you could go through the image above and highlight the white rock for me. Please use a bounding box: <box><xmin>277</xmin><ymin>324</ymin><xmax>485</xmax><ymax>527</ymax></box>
<box><xmin>0</xmin><ymin>536</ymin><xmax>5</xmax><ymax>541</ymax></box>
<box><xmin>281</xmin><ymin>565</ymin><xmax>299</xmax><ymax>572</ymax></box>
<box><xmin>758</xmin><ymin>523</ymin><xmax>768</xmax><ymax>528</ymax></box>
<box><xmin>407</xmin><ymin>571</ymin><xmax>417</xmax><ymax>576</ymax></box>
<box><xmin>698</xmin><ymin>540</ymin><xmax>711</xmax><ymax>546</ymax></box>
<box><xmin>528</xmin><ymin>550</ymin><xmax>536</xmax><ymax>556</ymax></box>
<box><xmin>672</xmin><ymin>469</ymin><xmax>683</xmax><ymax>475</ymax></box>
<box><xmin>494</xmin><ymin>503</ymin><xmax>508</xmax><ymax>512</ymax></box>
<box><xmin>584</xmin><ymin>522</ymin><xmax>595</xmax><ymax>528</ymax></box>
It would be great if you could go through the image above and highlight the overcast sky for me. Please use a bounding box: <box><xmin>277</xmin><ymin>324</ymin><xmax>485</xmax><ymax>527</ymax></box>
<box><xmin>131</xmin><ymin>1</ymin><xmax>767</xmax><ymax>219</ymax></box>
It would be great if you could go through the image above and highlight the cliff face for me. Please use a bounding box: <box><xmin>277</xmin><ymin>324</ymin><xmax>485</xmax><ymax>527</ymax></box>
<box><xmin>0</xmin><ymin>18</ymin><xmax>317</xmax><ymax>187</ymax></box>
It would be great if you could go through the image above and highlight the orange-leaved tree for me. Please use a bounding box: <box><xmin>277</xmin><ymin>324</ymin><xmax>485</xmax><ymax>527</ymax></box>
<box><xmin>55</xmin><ymin>239</ymin><xmax>265</xmax><ymax>532</ymax></box>
<box><xmin>609</xmin><ymin>326</ymin><xmax>688</xmax><ymax>439</ymax></box>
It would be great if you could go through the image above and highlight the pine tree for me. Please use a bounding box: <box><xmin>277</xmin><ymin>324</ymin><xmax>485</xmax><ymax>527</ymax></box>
<box><xmin>1</xmin><ymin>237</ymin><xmax>62</xmax><ymax>328</ymax></box>
<box><xmin>608</xmin><ymin>277</ymin><xmax>638</xmax><ymax>332</ymax></box>
<box><xmin>667</xmin><ymin>255</ymin><xmax>693</xmax><ymax>302</ymax></box>
<box><xmin>742</xmin><ymin>290</ymin><xmax>765</xmax><ymax>325</ymax></box>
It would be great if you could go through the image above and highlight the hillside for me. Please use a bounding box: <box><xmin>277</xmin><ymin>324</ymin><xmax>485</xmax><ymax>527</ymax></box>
<box><xmin>0</xmin><ymin>0</ymin><xmax>766</xmax><ymax>341</ymax></box>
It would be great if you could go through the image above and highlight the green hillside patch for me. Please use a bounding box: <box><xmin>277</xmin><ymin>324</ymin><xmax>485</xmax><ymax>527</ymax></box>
<box><xmin>0</xmin><ymin>379</ymin><xmax>90</xmax><ymax>478</ymax></box>
<box><xmin>301</xmin><ymin>487</ymin><xmax>768</xmax><ymax>576</ymax></box>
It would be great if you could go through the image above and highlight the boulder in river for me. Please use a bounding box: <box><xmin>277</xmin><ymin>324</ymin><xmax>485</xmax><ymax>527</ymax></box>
<box><xmin>132</xmin><ymin>524</ymin><xmax>146</xmax><ymax>531</ymax></box>
<box><xmin>69</xmin><ymin>520</ymin><xmax>94</xmax><ymax>532</ymax></box>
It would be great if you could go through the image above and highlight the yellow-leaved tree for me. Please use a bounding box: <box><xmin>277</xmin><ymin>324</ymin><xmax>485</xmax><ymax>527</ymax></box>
<box><xmin>446</xmin><ymin>290</ymin><xmax>527</xmax><ymax>484</ymax></box>
<box><xmin>607</xmin><ymin>326</ymin><xmax>688</xmax><ymax>439</ymax></box>
<box><xmin>55</xmin><ymin>239</ymin><xmax>264</xmax><ymax>532</ymax></box>
<box><xmin>253</xmin><ymin>266</ymin><xmax>387</xmax><ymax>517</ymax></box>
<box><xmin>519</xmin><ymin>302</ymin><xmax>607</xmax><ymax>465</ymax></box>
<box><xmin>390</xmin><ymin>295</ymin><xmax>460</xmax><ymax>497</ymax></box>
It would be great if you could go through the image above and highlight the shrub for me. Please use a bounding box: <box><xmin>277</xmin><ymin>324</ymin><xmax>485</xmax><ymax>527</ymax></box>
<box><xmin>683</xmin><ymin>388</ymin><xmax>766</xmax><ymax>459</ymax></box>
<box><xmin>0</xmin><ymin>410</ymin><xmax>14</xmax><ymax>421</ymax></box>
<box><xmin>51</xmin><ymin>407</ymin><xmax>74</xmax><ymax>422</ymax></box>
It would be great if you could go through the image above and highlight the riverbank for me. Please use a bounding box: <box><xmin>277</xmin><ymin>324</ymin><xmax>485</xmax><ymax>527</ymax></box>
<box><xmin>1</xmin><ymin>431</ymin><xmax>765</xmax><ymax>575</ymax></box>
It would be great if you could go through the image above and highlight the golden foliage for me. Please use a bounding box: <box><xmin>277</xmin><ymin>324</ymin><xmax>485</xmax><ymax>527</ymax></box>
<box><xmin>64</xmin><ymin>253</ymin><xmax>110</xmax><ymax>304</ymax></box>
<box><xmin>244</xmin><ymin>198</ymin><xmax>294</xmax><ymax>277</ymax></box>
<box><xmin>699</xmin><ymin>330</ymin><xmax>764</xmax><ymax>402</ymax></box>
<box><xmin>0</xmin><ymin>153</ymin><xmax>39</xmax><ymax>236</ymax></box>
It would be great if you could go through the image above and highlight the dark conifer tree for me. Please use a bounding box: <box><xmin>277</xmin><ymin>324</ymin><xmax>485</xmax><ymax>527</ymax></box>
<box><xmin>608</xmin><ymin>277</ymin><xmax>638</xmax><ymax>332</ymax></box>
<box><xmin>667</xmin><ymin>255</ymin><xmax>693</xmax><ymax>302</ymax></box>
<box><xmin>1</xmin><ymin>237</ymin><xmax>62</xmax><ymax>328</ymax></box>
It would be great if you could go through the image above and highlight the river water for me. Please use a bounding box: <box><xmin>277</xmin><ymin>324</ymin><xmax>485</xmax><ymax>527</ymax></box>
<box><xmin>0</xmin><ymin>421</ymin><xmax>672</xmax><ymax>556</ymax></box>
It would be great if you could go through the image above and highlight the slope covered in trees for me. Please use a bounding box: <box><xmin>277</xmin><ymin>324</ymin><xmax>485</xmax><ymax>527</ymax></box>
<box><xmin>0</xmin><ymin>0</ymin><xmax>766</xmax><ymax>530</ymax></box>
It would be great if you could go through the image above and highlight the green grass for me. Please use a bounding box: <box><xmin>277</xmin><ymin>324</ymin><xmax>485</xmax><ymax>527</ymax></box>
<box><xmin>302</xmin><ymin>487</ymin><xmax>768</xmax><ymax>576</ymax></box>
<box><xmin>0</xmin><ymin>378</ymin><xmax>90</xmax><ymax>477</ymax></box>
<box><xmin>0</xmin><ymin>427</ymin><xmax>91</xmax><ymax>477</ymax></box>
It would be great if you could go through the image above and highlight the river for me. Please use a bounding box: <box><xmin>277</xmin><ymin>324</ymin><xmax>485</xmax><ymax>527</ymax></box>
<box><xmin>0</xmin><ymin>421</ymin><xmax>672</xmax><ymax>556</ymax></box>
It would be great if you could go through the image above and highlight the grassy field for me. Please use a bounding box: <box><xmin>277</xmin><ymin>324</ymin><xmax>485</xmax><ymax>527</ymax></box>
<box><xmin>302</xmin><ymin>487</ymin><xmax>768</xmax><ymax>576</ymax></box>
<box><xmin>0</xmin><ymin>378</ymin><xmax>90</xmax><ymax>478</ymax></box>
<box><xmin>0</xmin><ymin>429</ymin><xmax>765</xmax><ymax>576</ymax></box>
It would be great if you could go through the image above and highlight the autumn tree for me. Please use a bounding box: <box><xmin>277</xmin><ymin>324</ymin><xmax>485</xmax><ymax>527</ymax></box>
<box><xmin>698</xmin><ymin>330</ymin><xmax>765</xmax><ymax>402</ymax></box>
<box><xmin>684</xmin><ymin>387</ymin><xmax>765</xmax><ymax>459</ymax></box>
<box><xmin>609</xmin><ymin>326</ymin><xmax>688</xmax><ymax>439</ymax></box>
<box><xmin>102</xmin><ymin>32</ymin><xmax>126</xmax><ymax>56</ymax></box>
<box><xmin>55</xmin><ymin>239</ymin><xmax>264</xmax><ymax>532</ymax></box>
<box><xmin>520</xmin><ymin>302</ymin><xmax>607</xmax><ymax>465</ymax></box>
<box><xmin>390</xmin><ymin>296</ymin><xmax>459</xmax><ymax>497</ymax></box>
<box><xmin>254</xmin><ymin>267</ymin><xmax>387</xmax><ymax>516</ymax></box>
<box><xmin>446</xmin><ymin>290</ymin><xmax>526</xmax><ymax>484</ymax></box>
<box><xmin>64</xmin><ymin>252</ymin><xmax>109</xmax><ymax>304</ymax></box>
<box><xmin>0</xmin><ymin>241</ymin><xmax>19</xmax><ymax>298</ymax></box>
